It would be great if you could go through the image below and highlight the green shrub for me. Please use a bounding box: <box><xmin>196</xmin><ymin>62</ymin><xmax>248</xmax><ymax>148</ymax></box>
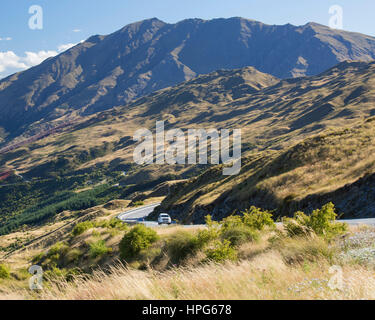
<box><xmin>72</xmin><ymin>221</ymin><xmax>94</xmax><ymax>236</ymax></box>
<box><xmin>221</xmin><ymin>215</ymin><xmax>243</xmax><ymax>229</ymax></box>
<box><xmin>65</xmin><ymin>267</ymin><xmax>82</xmax><ymax>282</ymax></box>
<box><xmin>119</xmin><ymin>225</ymin><xmax>159</xmax><ymax>260</ymax></box>
<box><xmin>283</xmin><ymin>212</ymin><xmax>314</xmax><ymax>237</ymax></box>
<box><xmin>32</xmin><ymin>252</ymin><xmax>46</xmax><ymax>264</ymax></box>
<box><xmin>99</xmin><ymin>218</ymin><xmax>128</xmax><ymax>231</ymax></box>
<box><xmin>196</xmin><ymin>215</ymin><xmax>221</xmax><ymax>247</ymax></box>
<box><xmin>40</xmin><ymin>242</ymin><xmax>70</xmax><ymax>268</ymax></box>
<box><xmin>65</xmin><ymin>248</ymin><xmax>83</xmax><ymax>264</ymax></box>
<box><xmin>48</xmin><ymin>242</ymin><xmax>69</xmax><ymax>258</ymax></box>
<box><xmin>89</xmin><ymin>240</ymin><xmax>112</xmax><ymax>258</ymax></box>
<box><xmin>205</xmin><ymin>240</ymin><xmax>238</xmax><ymax>263</ymax></box>
<box><xmin>309</xmin><ymin>203</ymin><xmax>347</xmax><ymax>238</ymax></box>
<box><xmin>242</xmin><ymin>206</ymin><xmax>275</xmax><ymax>230</ymax></box>
<box><xmin>0</xmin><ymin>264</ymin><xmax>10</xmax><ymax>279</ymax></box>
<box><xmin>44</xmin><ymin>267</ymin><xmax>66</xmax><ymax>280</ymax></box>
<box><xmin>283</xmin><ymin>203</ymin><xmax>347</xmax><ymax>240</ymax></box>
<box><xmin>221</xmin><ymin>225</ymin><xmax>259</xmax><ymax>247</ymax></box>
<box><xmin>44</xmin><ymin>267</ymin><xmax>82</xmax><ymax>282</ymax></box>
<box><xmin>167</xmin><ymin>231</ymin><xmax>201</xmax><ymax>264</ymax></box>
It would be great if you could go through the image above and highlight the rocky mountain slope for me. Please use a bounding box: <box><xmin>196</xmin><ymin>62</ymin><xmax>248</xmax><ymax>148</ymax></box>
<box><xmin>2</xmin><ymin>17</ymin><xmax>375</xmax><ymax>141</ymax></box>
<box><xmin>2</xmin><ymin>60</ymin><xmax>375</xmax><ymax>225</ymax></box>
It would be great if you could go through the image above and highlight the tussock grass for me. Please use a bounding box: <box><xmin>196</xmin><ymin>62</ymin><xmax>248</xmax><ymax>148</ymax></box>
<box><xmin>1</xmin><ymin>208</ymin><xmax>374</xmax><ymax>300</ymax></box>
<box><xmin>3</xmin><ymin>248</ymin><xmax>374</xmax><ymax>300</ymax></box>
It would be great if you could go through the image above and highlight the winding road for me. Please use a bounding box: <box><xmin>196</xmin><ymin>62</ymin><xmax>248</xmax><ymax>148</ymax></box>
<box><xmin>118</xmin><ymin>203</ymin><xmax>161</xmax><ymax>227</ymax></box>
<box><xmin>118</xmin><ymin>203</ymin><xmax>375</xmax><ymax>228</ymax></box>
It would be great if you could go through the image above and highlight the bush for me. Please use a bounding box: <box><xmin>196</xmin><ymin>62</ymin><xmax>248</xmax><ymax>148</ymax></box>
<box><xmin>95</xmin><ymin>218</ymin><xmax>128</xmax><ymax>231</ymax></box>
<box><xmin>205</xmin><ymin>240</ymin><xmax>238</xmax><ymax>263</ymax></box>
<box><xmin>89</xmin><ymin>240</ymin><xmax>112</xmax><ymax>258</ymax></box>
<box><xmin>283</xmin><ymin>203</ymin><xmax>347</xmax><ymax>240</ymax></box>
<box><xmin>221</xmin><ymin>225</ymin><xmax>259</xmax><ymax>247</ymax></box>
<box><xmin>242</xmin><ymin>206</ymin><xmax>275</xmax><ymax>230</ymax></box>
<box><xmin>42</xmin><ymin>242</ymin><xmax>70</xmax><ymax>268</ymax></box>
<box><xmin>221</xmin><ymin>215</ymin><xmax>243</xmax><ymax>229</ymax></box>
<box><xmin>0</xmin><ymin>264</ymin><xmax>10</xmax><ymax>279</ymax></box>
<box><xmin>119</xmin><ymin>225</ymin><xmax>159</xmax><ymax>260</ymax></box>
<box><xmin>72</xmin><ymin>221</ymin><xmax>94</xmax><ymax>236</ymax></box>
<box><xmin>47</xmin><ymin>242</ymin><xmax>69</xmax><ymax>259</ymax></box>
<box><xmin>196</xmin><ymin>215</ymin><xmax>221</xmax><ymax>247</ymax></box>
<box><xmin>283</xmin><ymin>212</ymin><xmax>314</xmax><ymax>237</ymax></box>
<box><xmin>309</xmin><ymin>203</ymin><xmax>347</xmax><ymax>238</ymax></box>
<box><xmin>65</xmin><ymin>248</ymin><xmax>83</xmax><ymax>264</ymax></box>
<box><xmin>32</xmin><ymin>252</ymin><xmax>46</xmax><ymax>264</ymax></box>
<box><xmin>167</xmin><ymin>232</ymin><xmax>201</xmax><ymax>264</ymax></box>
<box><xmin>44</xmin><ymin>267</ymin><xmax>66</xmax><ymax>280</ymax></box>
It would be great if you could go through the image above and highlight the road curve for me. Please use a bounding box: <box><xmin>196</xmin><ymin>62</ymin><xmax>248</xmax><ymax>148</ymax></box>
<box><xmin>118</xmin><ymin>203</ymin><xmax>161</xmax><ymax>227</ymax></box>
<box><xmin>117</xmin><ymin>203</ymin><xmax>204</xmax><ymax>228</ymax></box>
<box><xmin>118</xmin><ymin>204</ymin><xmax>375</xmax><ymax>228</ymax></box>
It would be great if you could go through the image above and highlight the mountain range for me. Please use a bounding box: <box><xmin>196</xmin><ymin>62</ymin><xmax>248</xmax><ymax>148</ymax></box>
<box><xmin>2</xmin><ymin>17</ymin><xmax>375</xmax><ymax>142</ymax></box>
<box><xmin>1</xmin><ymin>17</ymin><xmax>375</xmax><ymax>228</ymax></box>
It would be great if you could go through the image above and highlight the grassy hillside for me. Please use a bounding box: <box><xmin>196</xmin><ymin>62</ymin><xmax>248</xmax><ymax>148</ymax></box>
<box><xmin>1</xmin><ymin>200</ymin><xmax>375</xmax><ymax>300</ymax></box>
<box><xmin>2</xmin><ymin>61</ymin><xmax>375</xmax><ymax>229</ymax></box>
<box><xmin>157</xmin><ymin>119</ymin><xmax>375</xmax><ymax>222</ymax></box>
<box><xmin>2</xmin><ymin>17</ymin><xmax>375</xmax><ymax>141</ymax></box>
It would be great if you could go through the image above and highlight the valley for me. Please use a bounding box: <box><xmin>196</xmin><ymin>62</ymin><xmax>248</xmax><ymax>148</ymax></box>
<box><xmin>1</xmin><ymin>15</ymin><xmax>375</xmax><ymax>301</ymax></box>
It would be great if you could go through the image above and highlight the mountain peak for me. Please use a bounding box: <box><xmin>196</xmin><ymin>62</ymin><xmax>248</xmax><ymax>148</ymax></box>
<box><xmin>2</xmin><ymin>17</ymin><xmax>375</xmax><ymax>140</ymax></box>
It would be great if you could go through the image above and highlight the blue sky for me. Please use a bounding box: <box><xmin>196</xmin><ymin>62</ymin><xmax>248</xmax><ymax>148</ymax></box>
<box><xmin>0</xmin><ymin>0</ymin><xmax>374</xmax><ymax>79</ymax></box>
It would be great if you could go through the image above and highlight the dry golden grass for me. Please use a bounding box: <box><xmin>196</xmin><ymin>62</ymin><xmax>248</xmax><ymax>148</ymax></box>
<box><xmin>1</xmin><ymin>225</ymin><xmax>375</xmax><ymax>300</ymax></box>
<box><xmin>2</xmin><ymin>249</ymin><xmax>374</xmax><ymax>300</ymax></box>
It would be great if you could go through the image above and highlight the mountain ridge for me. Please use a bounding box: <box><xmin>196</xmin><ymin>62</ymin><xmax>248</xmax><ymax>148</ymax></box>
<box><xmin>2</xmin><ymin>17</ymin><xmax>375</xmax><ymax>142</ymax></box>
<box><xmin>2</xmin><ymin>59</ymin><xmax>375</xmax><ymax>228</ymax></box>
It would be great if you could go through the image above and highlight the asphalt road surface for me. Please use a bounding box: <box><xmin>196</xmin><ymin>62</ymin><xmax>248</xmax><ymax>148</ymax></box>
<box><xmin>117</xmin><ymin>203</ymin><xmax>203</xmax><ymax>228</ymax></box>
<box><xmin>117</xmin><ymin>203</ymin><xmax>161</xmax><ymax>227</ymax></box>
<box><xmin>339</xmin><ymin>218</ymin><xmax>375</xmax><ymax>226</ymax></box>
<box><xmin>118</xmin><ymin>203</ymin><xmax>375</xmax><ymax>228</ymax></box>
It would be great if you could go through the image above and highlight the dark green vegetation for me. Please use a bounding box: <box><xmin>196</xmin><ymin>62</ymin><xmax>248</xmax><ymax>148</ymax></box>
<box><xmin>119</xmin><ymin>225</ymin><xmax>159</xmax><ymax>260</ymax></box>
<box><xmin>0</xmin><ymin>177</ymin><xmax>125</xmax><ymax>235</ymax></box>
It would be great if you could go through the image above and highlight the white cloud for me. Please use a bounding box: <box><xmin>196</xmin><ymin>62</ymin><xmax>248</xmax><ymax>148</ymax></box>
<box><xmin>23</xmin><ymin>50</ymin><xmax>58</xmax><ymax>66</ymax></box>
<box><xmin>57</xmin><ymin>43</ymin><xmax>76</xmax><ymax>52</ymax></box>
<box><xmin>0</xmin><ymin>42</ymin><xmax>81</xmax><ymax>78</ymax></box>
<box><xmin>0</xmin><ymin>37</ymin><xmax>12</xmax><ymax>41</ymax></box>
<box><xmin>72</xmin><ymin>29</ymin><xmax>81</xmax><ymax>33</ymax></box>
<box><xmin>0</xmin><ymin>51</ymin><xmax>27</xmax><ymax>72</ymax></box>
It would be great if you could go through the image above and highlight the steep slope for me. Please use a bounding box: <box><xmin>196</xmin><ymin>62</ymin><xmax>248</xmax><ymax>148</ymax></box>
<box><xmin>155</xmin><ymin>119</ymin><xmax>375</xmax><ymax>223</ymax></box>
<box><xmin>0</xmin><ymin>66</ymin><xmax>278</xmax><ymax>178</ymax></box>
<box><xmin>3</xmin><ymin>60</ymin><xmax>375</xmax><ymax>179</ymax></box>
<box><xmin>2</xmin><ymin>61</ymin><xmax>375</xmax><ymax>226</ymax></box>
<box><xmin>2</xmin><ymin>17</ymin><xmax>375</xmax><ymax>140</ymax></box>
